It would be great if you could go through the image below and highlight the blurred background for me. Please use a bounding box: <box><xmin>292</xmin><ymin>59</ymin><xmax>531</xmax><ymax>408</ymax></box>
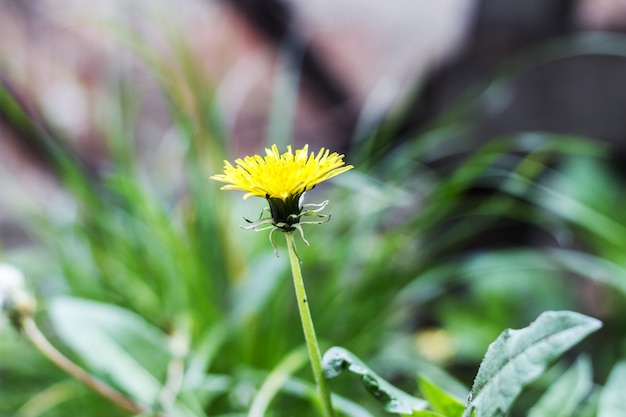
<box><xmin>2</xmin><ymin>0</ymin><xmax>626</xmax><ymax>415</ymax></box>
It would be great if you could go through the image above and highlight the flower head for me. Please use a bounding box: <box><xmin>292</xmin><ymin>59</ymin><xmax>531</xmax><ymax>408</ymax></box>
<box><xmin>211</xmin><ymin>144</ymin><xmax>352</xmax><ymax>201</ymax></box>
<box><xmin>0</xmin><ymin>263</ymin><xmax>36</xmax><ymax>330</ymax></box>
<box><xmin>211</xmin><ymin>144</ymin><xmax>352</xmax><ymax>248</ymax></box>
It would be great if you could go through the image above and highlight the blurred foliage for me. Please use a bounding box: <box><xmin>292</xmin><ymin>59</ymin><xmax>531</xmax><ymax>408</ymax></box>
<box><xmin>1</xmin><ymin>13</ymin><xmax>626</xmax><ymax>417</ymax></box>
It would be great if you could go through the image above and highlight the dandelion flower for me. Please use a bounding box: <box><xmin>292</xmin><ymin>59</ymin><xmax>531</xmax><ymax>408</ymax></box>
<box><xmin>211</xmin><ymin>144</ymin><xmax>352</xmax><ymax>243</ymax></box>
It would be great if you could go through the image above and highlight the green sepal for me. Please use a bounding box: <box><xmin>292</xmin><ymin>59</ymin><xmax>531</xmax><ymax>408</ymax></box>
<box><xmin>267</xmin><ymin>194</ymin><xmax>302</xmax><ymax>229</ymax></box>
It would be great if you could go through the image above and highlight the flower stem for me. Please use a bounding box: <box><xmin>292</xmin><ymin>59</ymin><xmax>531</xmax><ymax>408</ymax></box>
<box><xmin>284</xmin><ymin>232</ymin><xmax>335</xmax><ymax>417</ymax></box>
<box><xmin>21</xmin><ymin>317</ymin><xmax>151</xmax><ymax>416</ymax></box>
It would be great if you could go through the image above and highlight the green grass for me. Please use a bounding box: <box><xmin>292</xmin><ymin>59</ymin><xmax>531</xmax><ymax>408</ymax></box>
<box><xmin>2</xmin><ymin>19</ymin><xmax>626</xmax><ymax>417</ymax></box>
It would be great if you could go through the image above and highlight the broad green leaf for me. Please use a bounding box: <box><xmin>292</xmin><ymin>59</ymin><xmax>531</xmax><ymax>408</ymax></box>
<box><xmin>323</xmin><ymin>346</ymin><xmax>428</xmax><ymax>414</ymax></box>
<box><xmin>418</xmin><ymin>375</ymin><xmax>465</xmax><ymax>417</ymax></box>
<box><xmin>598</xmin><ymin>360</ymin><xmax>626</xmax><ymax>417</ymax></box>
<box><xmin>463</xmin><ymin>311</ymin><xmax>601</xmax><ymax>417</ymax></box>
<box><xmin>49</xmin><ymin>297</ymin><xmax>170</xmax><ymax>408</ymax></box>
<box><xmin>528</xmin><ymin>355</ymin><xmax>593</xmax><ymax>417</ymax></box>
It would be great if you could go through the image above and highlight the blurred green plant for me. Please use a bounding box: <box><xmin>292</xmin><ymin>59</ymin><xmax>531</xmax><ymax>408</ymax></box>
<box><xmin>1</xmin><ymin>16</ymin><xmax>626</xmax><ymax>417</ymax></box>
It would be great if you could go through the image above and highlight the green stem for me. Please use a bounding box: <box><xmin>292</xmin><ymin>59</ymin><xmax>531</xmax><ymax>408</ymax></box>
<box><xmin>284</xmin><ymin>232</ymin><xmax>335</xmax><ymax>417</ymax></box>
<box><xmin>21</xmin><ymin>317</ymin><xmax>151</xmax><ymax>416</ymax></box>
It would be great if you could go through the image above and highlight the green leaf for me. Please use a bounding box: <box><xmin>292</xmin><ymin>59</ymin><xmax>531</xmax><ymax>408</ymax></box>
<box><xmin>463</xmin><ymin>311</ymin><xmax>602</xmax><ymax>417</ymax></box>
<box><xmin>49</xmin><ymin>297</ymin><xmax>170</xmax><ymax>406</ymax></box>
<box><xmin>598</xmin><ymin>360</ymin><xmax>626</xmax><ymax>417</ymax></box>
<box><xmin>410</xmin><ymin>411</ymin><xmax>446</xmax><ymax>417</ymax></box>
<box><xmin>528</xmin><ymin>355</ymin><xmax>593</xmax><ymax>417</ymax></box>
<box><xmin>573</xmin><ymin>392</ymin><xmax>600</xmax><ymax>417</ymax></box>
<box><xmin>418</xmin><ymin>375</ymin><xmax>465</xmax><ymax>417</ymax></box>
<box><xmin>323</xmin><ymin>346</ymin><xmax>428</xmax><ymax>414</ymax></box>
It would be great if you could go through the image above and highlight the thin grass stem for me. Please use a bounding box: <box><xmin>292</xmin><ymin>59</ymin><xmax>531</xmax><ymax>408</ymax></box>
<box><xmin>21</xmin><ymin>317</ymin><xmax>153</xmax><ymax>416</ymax></box>
<box><xmin>247</xmin><ymin>346</ymin><xmax>308</xmax><ymax>417</ymax></box>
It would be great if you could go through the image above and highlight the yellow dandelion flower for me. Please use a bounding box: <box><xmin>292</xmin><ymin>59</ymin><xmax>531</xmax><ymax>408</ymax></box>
<box><xmin>211</xmin><ymin>144</ymin><xmax>352</xmax><ymax>201</ymax></box>
<box><xmin>210</xmin><ymin>144</ymin><xmax>352</xmax><ymax>239</ymax></box>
